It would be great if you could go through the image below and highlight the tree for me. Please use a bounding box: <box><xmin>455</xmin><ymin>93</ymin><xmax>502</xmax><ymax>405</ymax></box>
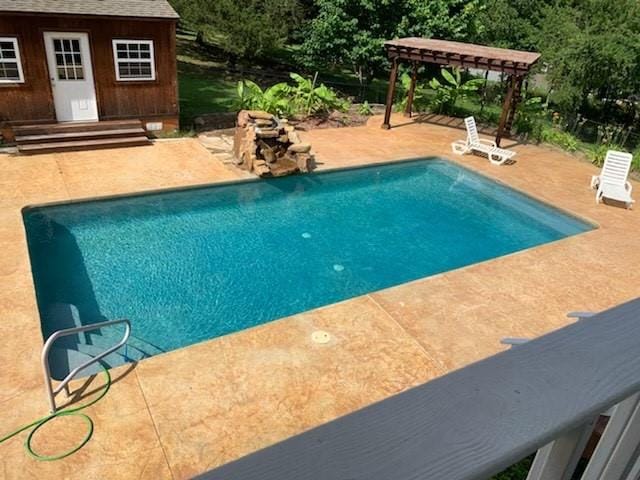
<box><xmin>171</xmin><ymin>0</ymin><xmax>303</xmax><ymax>59</ymax></box>
<box><xmin>534</xmin><ymin>0</ymin><xmax>640</xmax><ymax>118</ymax></box>
<box><xmin>299</xmin><ymin>0</ymin><xmax>484</xmax><ymax>84</ymax></box>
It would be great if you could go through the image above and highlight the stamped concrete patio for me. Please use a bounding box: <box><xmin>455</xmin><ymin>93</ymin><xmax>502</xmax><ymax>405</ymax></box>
<box><xmin>0</xmin><ymin>115</ymin><xmax>638</xmax><ymax>479</ymax></box>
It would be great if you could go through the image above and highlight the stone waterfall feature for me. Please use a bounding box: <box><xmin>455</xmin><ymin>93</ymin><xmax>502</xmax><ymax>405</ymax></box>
<box><xmin>233</xmin><ymin>110</ymin><xmax>314</xmax><ymax>177</ymax></box>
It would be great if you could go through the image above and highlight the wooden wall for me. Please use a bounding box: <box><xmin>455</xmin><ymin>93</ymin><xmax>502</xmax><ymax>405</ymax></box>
<box><xmin>0</xmin><ymin>13</ymin><xmax>178</xmax><ymax>131</ymax></box>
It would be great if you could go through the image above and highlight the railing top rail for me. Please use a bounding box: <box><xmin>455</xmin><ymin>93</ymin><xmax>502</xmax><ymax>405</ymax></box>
<box><xmin>41</xmin><ymin>318</ymin><xmax>130</xmax><ymax>412</ymax></box>
<box><xmin>197</xmin><ymin>298</ymin><xmax>640</xmax><ymax>480</ymax></box>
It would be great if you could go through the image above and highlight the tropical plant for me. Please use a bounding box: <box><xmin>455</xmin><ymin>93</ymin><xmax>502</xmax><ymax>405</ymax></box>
<box><xmin>235</xmin><ymin>74</ymin><xmax>348</xmax><ymax>118</ymax></box>
<box><xmin>428</xmin><ymin>68</ymin><xmax>484</xmax><ymax>114</ymax></box>
<box><xmin>396</xmin><ymin>72</ymin><xmax>429</xmax><ymax>113</ymax></box>
<box><xmin>235</xmin><ymin>80</ymin><xmax>293</xmax><ymax>117</ymax></box>
<box><xmin>288</xmin><ymin>73</ymin><xmax>348</xmax><ymax>116</ymax></box>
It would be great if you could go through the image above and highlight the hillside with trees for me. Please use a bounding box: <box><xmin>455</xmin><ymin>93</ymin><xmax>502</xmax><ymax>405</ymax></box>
<box><xmin>170</xmin><ymin>0</ymin><xmax>640</xmax><ymax>171</ymax></box>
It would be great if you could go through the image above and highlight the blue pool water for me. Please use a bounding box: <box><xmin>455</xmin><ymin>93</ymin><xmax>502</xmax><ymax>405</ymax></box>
<box><xmin>24</xmin><ymin>159</ymin><xmax>592</xmax><ymax>377</ymax></box>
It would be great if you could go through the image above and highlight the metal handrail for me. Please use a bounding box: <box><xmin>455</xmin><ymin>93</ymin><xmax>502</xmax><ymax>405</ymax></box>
<box><xmin>41</xmin><ymin>318</ymin><xmax>131</xmax><ymax>413</ymax></box>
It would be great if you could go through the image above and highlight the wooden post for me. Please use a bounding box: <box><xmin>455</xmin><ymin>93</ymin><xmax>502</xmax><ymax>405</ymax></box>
<box><xmin>404</xmin><ymin>63</ymin><xmax>418</xmax><ymax>118</ymax></box>
<box><xmin>382</xmin><ymin>58</ymin><xmax>399</xmax><ymax>130</ymax></box>
<box><xmin>495</xmin><ymin>74</ymin><xmax>517</xmax><ymax>147</ymax></box>
<box><xmin>505</xmin><ymin>76</ymin><xmax>523</xmax><ymax>134</ymax></box>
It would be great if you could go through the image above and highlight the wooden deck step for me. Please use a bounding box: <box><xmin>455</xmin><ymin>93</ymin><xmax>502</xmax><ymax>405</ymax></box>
<box><xmin>13</xmin><ymin>119</ymin><xmax>143</xmax><ymax>136</ymax></box>
<box><xmin>18</xmin><ymin>136</ymin><xmax>151</xmax><ymax>155</ymax></box>
<box><xmin>16</xmin><ymin>127</ymin><xmax>147</xmax><ymax>145</ymax></box>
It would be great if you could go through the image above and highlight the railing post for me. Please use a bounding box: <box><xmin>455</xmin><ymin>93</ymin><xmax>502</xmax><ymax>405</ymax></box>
<box><xmin>526</xmin><ymin>418</ymin><xmax>597</xmax><ymax>480</ymax></box>
<box><xmin>580</xmin><ymin>392</ymin><xmax>640</xmax><ymax>480</ymax></box>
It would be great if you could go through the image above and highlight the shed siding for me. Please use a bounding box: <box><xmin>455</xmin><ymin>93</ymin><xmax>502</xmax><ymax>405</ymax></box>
<box><xmin>0</xmin><ymin>14</ymin><xmax>178</xmax><ymax>130</ymax></box>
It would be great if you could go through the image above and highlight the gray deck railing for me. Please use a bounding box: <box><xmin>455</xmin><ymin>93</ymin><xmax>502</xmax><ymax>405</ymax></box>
<box><xmin>197</xmin><ymin>298</ymin><xmax>640</xmax><ymax>480</ymax></box>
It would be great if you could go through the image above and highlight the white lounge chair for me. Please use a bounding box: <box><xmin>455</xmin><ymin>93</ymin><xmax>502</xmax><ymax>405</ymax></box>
<box><xmin>451</xmin><ymin>116</ymin><xmax>516</xmax><ymax>165</ymax></box>
<box><xmin>591</xmin><ymin>150</ymin><xmax>635</xmax><ymax>209</ymax></box>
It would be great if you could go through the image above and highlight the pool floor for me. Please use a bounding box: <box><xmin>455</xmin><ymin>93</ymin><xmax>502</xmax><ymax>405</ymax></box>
<box><xmin>23</xmin><ymin>159</ymin><xmax>592</xmax><ymax>377</ymax></box>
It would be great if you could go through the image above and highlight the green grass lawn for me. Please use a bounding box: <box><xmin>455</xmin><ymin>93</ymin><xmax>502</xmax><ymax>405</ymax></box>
<box><xmin>178</xmin><ymin>63</ymin><xmax>236</xmax><ymax>126</ymax></box>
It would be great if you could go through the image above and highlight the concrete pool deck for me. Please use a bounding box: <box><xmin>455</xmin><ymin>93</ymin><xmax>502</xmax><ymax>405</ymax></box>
<box><xmin>0</xmin><ymin>115</ymin><xmax>638</xmax><ymax>478</ymax></box>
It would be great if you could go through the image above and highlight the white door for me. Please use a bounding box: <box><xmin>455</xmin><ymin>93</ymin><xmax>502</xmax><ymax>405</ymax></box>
<box><xmin>43</xmin><ymin>32</ymin><xmax>98</xmax><ymax>122</ymax></box>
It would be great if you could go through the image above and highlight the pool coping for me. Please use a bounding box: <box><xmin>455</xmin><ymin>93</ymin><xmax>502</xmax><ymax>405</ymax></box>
<box><xmin>0</xmin><ymin>118</ymin><xmax>640</xmax><ymax>479</ymax></box>
<box><xmin>19</xmin><ymin>156</ymin><xmax>600</xmax><ymax>372</ymax></box>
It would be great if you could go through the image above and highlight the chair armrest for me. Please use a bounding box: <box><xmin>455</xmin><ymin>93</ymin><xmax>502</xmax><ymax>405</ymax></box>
<box><xmin>479</xmin><ymin>139</ymin><xmax>497</xmax><ymax>148</ymax></box>
<box><xmin>591</xmin><ymin>175</ymin><xmax>600</xmax><ymax>189</ymax></box>
<box><xmin>626</xmin><ymin>181</ymin><xmax>633</xmax><ymax>194</ymax></box>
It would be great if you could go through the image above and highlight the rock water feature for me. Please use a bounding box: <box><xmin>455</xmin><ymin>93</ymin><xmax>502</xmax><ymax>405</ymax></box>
<box><xmin>233</xmin><ymin>110</ymin><xmax>314</xmax><ymax>177</ymax></box>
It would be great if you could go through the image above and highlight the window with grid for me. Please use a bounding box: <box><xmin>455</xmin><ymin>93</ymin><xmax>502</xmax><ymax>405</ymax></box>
<box><xmin>52</xmin><ymin>38</ymin><xmax>85</xmax><ymax>81</ymax></box>
<box><xmin>112</xmin><ymin>40</ymin><xmax>155</xmax><ymax>81</ymax></box>
<box><xmin>0</xmin><ymin>37</ymin><xmax>24</xmax><ymax>83</ymax></box>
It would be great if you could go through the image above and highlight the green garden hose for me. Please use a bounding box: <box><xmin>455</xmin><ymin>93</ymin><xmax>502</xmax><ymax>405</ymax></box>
<box><xmin>0</xmin><ymin>365</ymin><xmax>111</xmax><ymax>461</ymax></box>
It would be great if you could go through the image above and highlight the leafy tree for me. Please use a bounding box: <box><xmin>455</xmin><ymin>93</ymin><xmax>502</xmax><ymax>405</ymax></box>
<box><xmin>171</xmin><ymin>0</ymin><xmax>303</xmax><ymax>59</ymax></box>
<box><xmin>475</xmin><ymin>0</ymin><xmax>552</xmax><ymax>50</ymax></box>
<box><xmin>300</xmin><ymin>0</ymin><xmax>484</xmax><ymax>84</ymax></box>
<box><xmin>534</xmin><ymin>0</ymin><xmax>640</xmax><ymax>118</ymax></box>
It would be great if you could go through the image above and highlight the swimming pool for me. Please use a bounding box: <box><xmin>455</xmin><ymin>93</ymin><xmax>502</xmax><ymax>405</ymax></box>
<box><xmin>24</xmin><ymin>159</ymin><xmax>592</xmax><ymax>377</ymax></box>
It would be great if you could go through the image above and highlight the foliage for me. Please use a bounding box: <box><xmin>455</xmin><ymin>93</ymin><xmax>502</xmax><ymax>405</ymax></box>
<box><xmin>490</xmin><ymin>455</ymin><xmax>534</xmax><ymax>480</ymax></box>
<box><xmin>288</xmin><ymin>73</ymin><xmax>349</xmax><ymax>116</ymax></box>
<box><xmin>396</xmin><ymin>72</ymin><xmax>430</xmax><ymax>113</ymax></box>
<box><xmin>587</xmin><ymin>143</ymin><xmax>626</xmax><ymax>168</ymax></box>
<box><xmin>235</xmin><ymin>80</ymin><xmax>294</xmax><ymax>117</ymax></box>
<box><xmin>235</xmin><ymin>74</ymin><xmax>348</xmax><ymax>117</ymax></box>
<box><xmin>513</xmin><ymin>96</ymin><xmax>546</xmax><ymax>141</ymax></box>
<box><xmin>540</xmin><ymin>126</ymin><xmax>579</xmax><ymax>152</ymax></box>
<box><xmin>534</xmin><ymin>0</ymin><xmax>640</xmax><ymax>117</ymax></box>
<box><xmin>475</xmin><ymin>0</ymin><xmax>551</xmax><ymax>50</ymax></box>
<box><xmin>299</xmin><ymin>0</ymin><xmax>484</xmax><ymax>84</ymax></box>
<box><xmin>171</xmin><ymin>0</ymin><xmax>303</xmax><ymax>59</ymax></box>
<box><xmin>632</xmin><ymin>147</ymin><xmax>640</xmax><ymax>172</ymax></box>
<box><xmin>428</xmin><ymin>68</ymin><xmax>484</xmax><ymax>114</ymax></box>
<box><xmin>357</xmin><ymin>101</ymin><xmax>374</xmax><ymax>116</ymax></box>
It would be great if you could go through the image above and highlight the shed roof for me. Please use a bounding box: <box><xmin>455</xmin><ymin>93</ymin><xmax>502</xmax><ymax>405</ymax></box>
<box><xmin>0</xmin><ymin>0</ymin><xmax>179</xmax><ymax>19</ymax></box>
<box><xmin>385</xmin><ymin>38</ymin><xmax>541</xmax><ymax>75</ymax></box>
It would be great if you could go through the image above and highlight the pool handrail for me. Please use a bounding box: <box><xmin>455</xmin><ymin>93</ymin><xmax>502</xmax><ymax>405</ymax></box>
<box><xmin>41</xmin><ymin>318</ymin><xmax>131</xmax><ymax>413</ymax></box>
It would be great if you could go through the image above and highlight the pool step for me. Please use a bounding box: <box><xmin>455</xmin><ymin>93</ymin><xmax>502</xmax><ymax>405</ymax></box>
<box><xmin>14</xmin><ymin>119</ymin><xmax>151</xmax><ymax>154</ymax></box>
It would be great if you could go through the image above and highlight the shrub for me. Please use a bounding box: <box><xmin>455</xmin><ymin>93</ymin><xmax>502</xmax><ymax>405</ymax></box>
<box><xmin>513</xmin><ymin>97</ymin><xmax>546</xmax><ymax>142</ymax></box>
<box><xmin>632</xmin><ymin>147</ymin><xmax>640</xmax><ymax>172</ymax></box>
<box><xmin>396</xmin><ymin>72</ymin><xmax>430</xmax><ymax>113</ymax></box>
<box><xmin>289</xmin><ymin>73</ymin><xmax>349</xmax><ymax>116</ymax></box>
<box><xmin>540</xmin><ymin>126</ymin><xmax>579</xmax><ymax>152</ymax></box>
<box><xmin>358</xmin><ymin>101</ymin><xmax>373</xmax><ymax>116</ymax></box>
<box><xmin>235</xmin><ymin>73</ymin><xmax>348</xmax><ymax>118</ymax></box>
<box><xmin>235</xmin><ymin>80</ymin><xmax>294</xmax><ymax>117</ymax></box>
<box><xmin>428</xmin><ymin>68</ymin><xmax>484</xmax><ymax>115</ymax></box>
<box><xmin>587</xmin><ymin>143</ymin><xmax>627</xmax><ymax>167</ymax></box>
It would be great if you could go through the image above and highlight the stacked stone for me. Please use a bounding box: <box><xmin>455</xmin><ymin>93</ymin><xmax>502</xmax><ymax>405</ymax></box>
<box><xmin>233</xmin><ymin>110</ymin><xmax>314</xmax><ymax>177</ymax></box>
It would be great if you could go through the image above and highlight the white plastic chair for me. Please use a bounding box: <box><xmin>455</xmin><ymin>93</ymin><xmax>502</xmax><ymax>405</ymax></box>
<box><xmin>591</xmin><ymin>150</ymin><xmax>635</xmax><ymax>209</ymax></box>
<box><xmin>451</xmin><ymin>117</ymin><xmax>516</xmax><ymax>165</ymax></box>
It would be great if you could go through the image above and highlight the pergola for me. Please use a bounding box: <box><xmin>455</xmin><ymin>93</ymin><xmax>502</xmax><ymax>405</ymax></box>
<box><xmin>382</xmin><ymin>38</ymin><xmax>541</xmax><ymax>146</ymax></box>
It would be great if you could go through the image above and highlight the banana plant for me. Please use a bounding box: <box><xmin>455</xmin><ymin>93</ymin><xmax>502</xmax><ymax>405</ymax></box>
<box><xmin>235</xmin><ymin>79</ymin><xmax>293</xmax><ymax>117</ymax></box>
<box><xmin>289</xmin><ymin>72</ymin><xmax>348</xmax><ymax>116</ymax></box>
<box><xmin>429</xmin><ymin>68</ymin><xmax>484</xmax><ymax>114</ymax></box>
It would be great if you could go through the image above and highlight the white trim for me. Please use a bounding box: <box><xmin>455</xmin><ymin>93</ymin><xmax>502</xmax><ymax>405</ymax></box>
<box><xmin>112</xmin><ymin>39</ymin><xmax>156</xmax><ymax>81</ymax></box>
<box><xmin>0</xmin><ymin>37</ymin><xmax>25</xmax><ymax>84</ymax></box>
